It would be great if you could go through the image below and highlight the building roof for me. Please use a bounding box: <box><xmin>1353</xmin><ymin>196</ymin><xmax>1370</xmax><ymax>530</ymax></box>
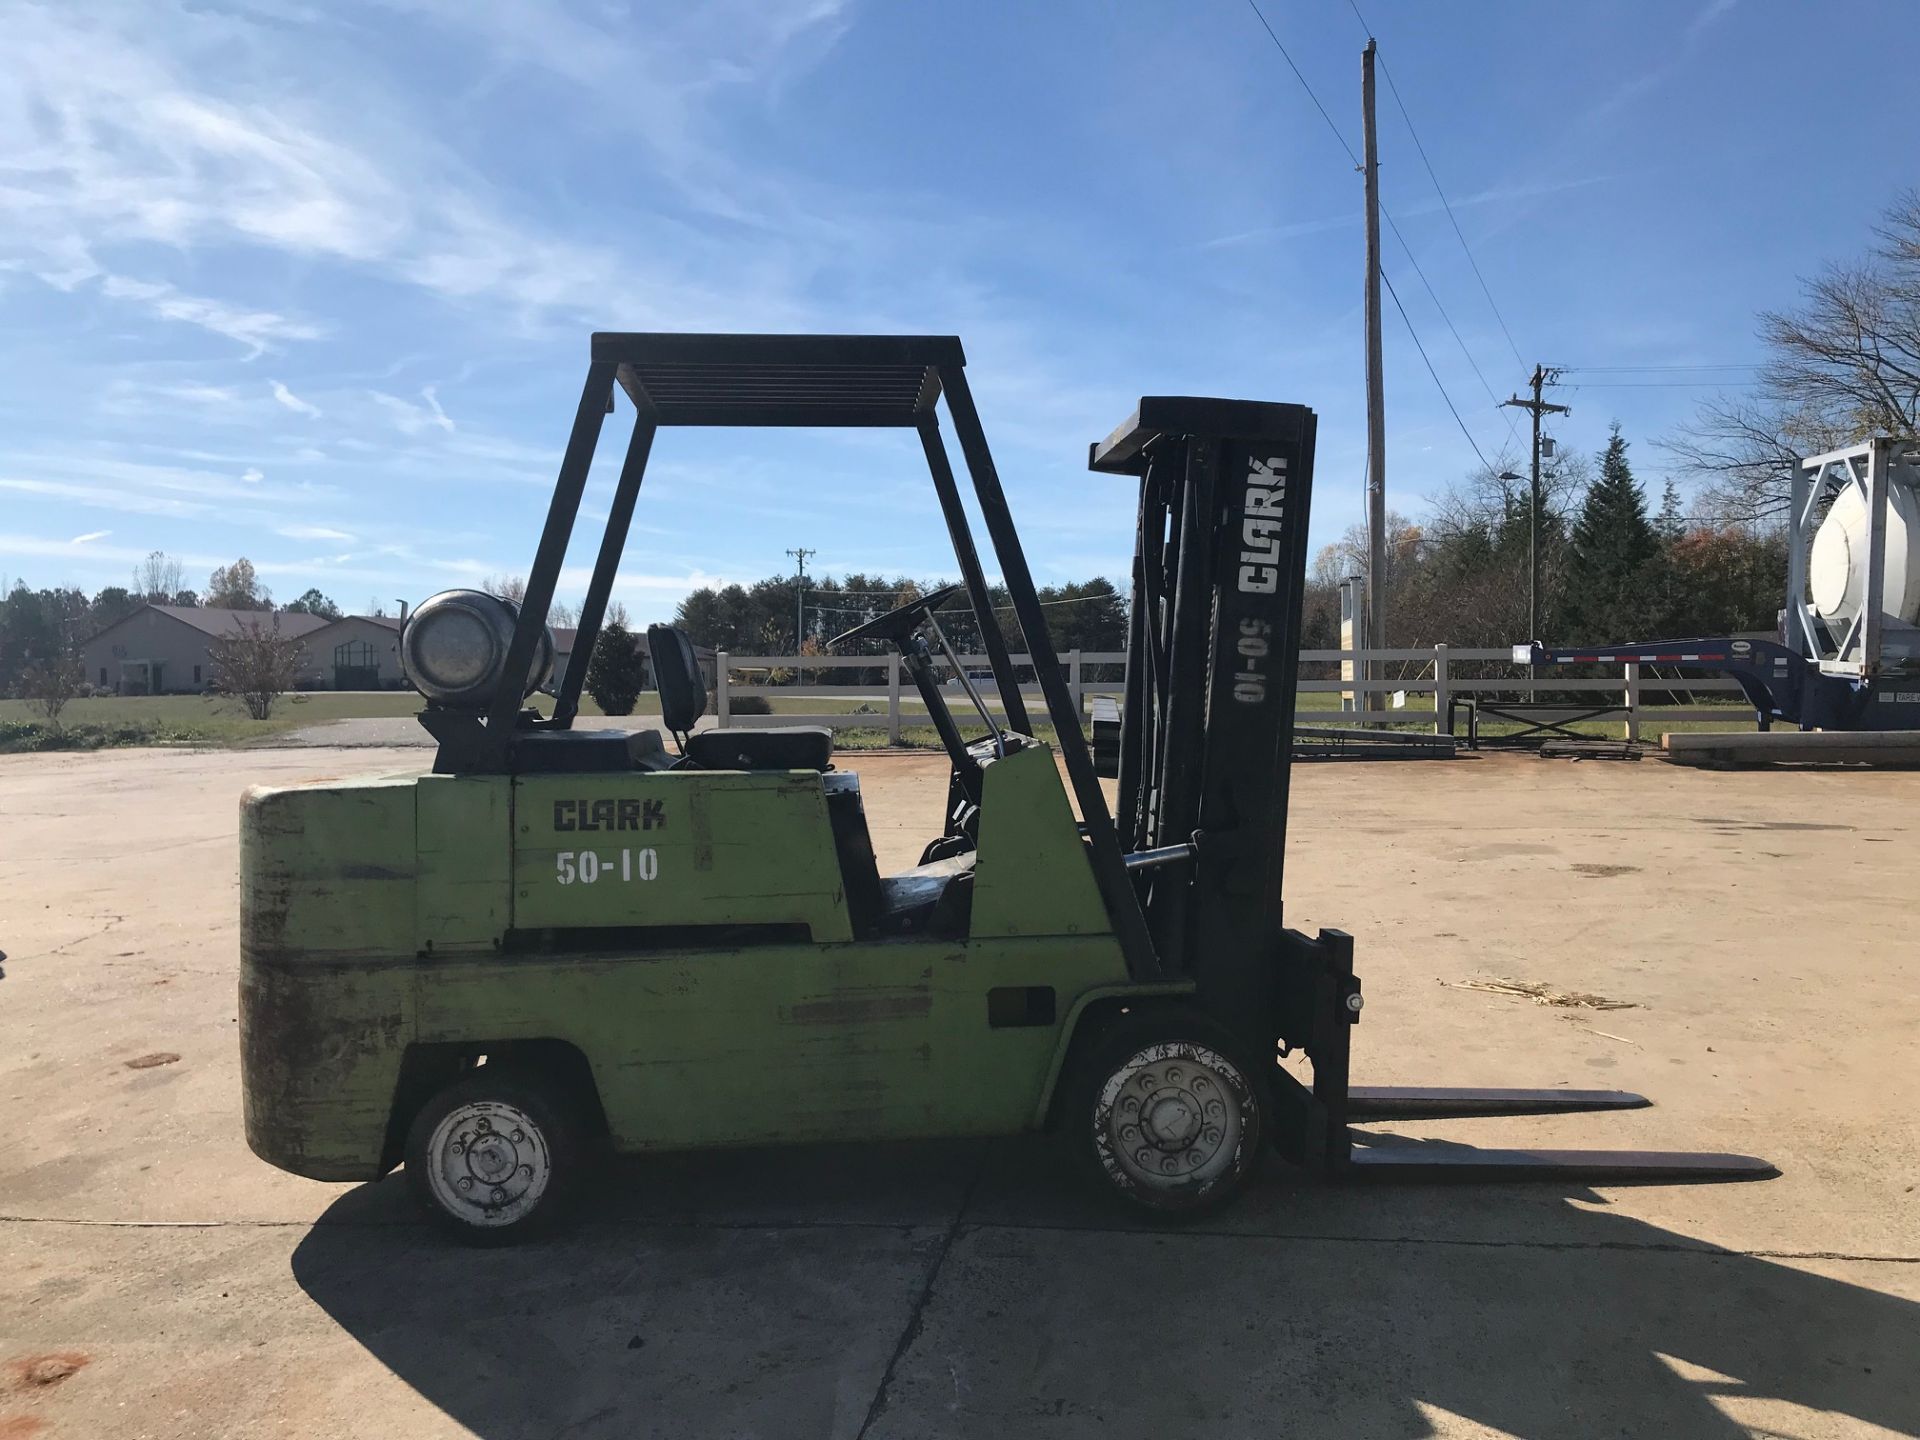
<box><xmin>81</xmin><ymin>604</ymin><xmax>335</xmax><ymax>648</ymax></box>
<box><xmin>151</xmin><ymin>604</ymin><xmax>334</xmax><ymax>637</ymax></box>
<box><xmin>303</xmin><ymin>613</ymin><xmax>403</xmax><ymax>644</ymax></box>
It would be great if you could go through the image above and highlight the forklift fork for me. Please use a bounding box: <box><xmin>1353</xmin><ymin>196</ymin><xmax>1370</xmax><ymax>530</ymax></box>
<box><xmin>1303</xmin><ymin>929</ymin><xmax>1776</xmax><ymax>1185</ymax></box>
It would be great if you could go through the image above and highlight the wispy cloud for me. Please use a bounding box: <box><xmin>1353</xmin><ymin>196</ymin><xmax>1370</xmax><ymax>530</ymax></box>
<box><xmin>1686</xmin><ymin>0</ymin><xmax>1739</xmax><ymax>40</ymax></box>
<box><xmin>96</xmin><ymin>275</ymin><xmax>321</xmax><ymax>355</ymax></box>
<box><xmin>1199</xmin><ymin>175</ymin><xmax>1618</xmax><ymax>251</ymax></box>
<box><xmin>420</xmin><ymin>384</ymin><xmax>454</xmax><ymax>433</ymax></box>
<box><xmin>240</xmin><ymin>467</ymin><xmax>265</xmax><ymax>484</ymax></box>
<box><xmin>70</xmin><ymin>529</ymin><xmax>111</xmax><ymax>544</ymax></box>
<box><xmin>269</xmin><ymin>380</ymin><xmax>322</xmax><ymax>418</ymax></box>
<box><xmin>277</xmin><ymin>523</ymin><xmax>354</xmax><ymax>541</ymax></box>
<box><xmin>370</xmin><ymin>388</ymin><xmax>455</xmax><ymax>435</ymax></box>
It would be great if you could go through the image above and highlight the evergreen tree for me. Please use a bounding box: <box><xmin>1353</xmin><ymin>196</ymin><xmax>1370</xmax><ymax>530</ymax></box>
<box><xmin>584</xmin><ymin>622</ymin><xmax>646</xmax><ymax>715</ymax></box>
<box><xmin>1558</xmin><ymin>426</ymin><xmax>1660</xmax><ymax>641</ymax></box>
<box><xmin>1655</xmin><ymin>479</ymin><xmax>1686</xmax><ymax>543</ymax></box>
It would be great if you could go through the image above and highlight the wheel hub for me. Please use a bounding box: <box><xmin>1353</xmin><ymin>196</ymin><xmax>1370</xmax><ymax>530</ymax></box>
<box><xmin>425</xmin><ymin>1100</ymin><xmax>551</xmax><ymax>1227</ymax></box>
<box><xmin>1099</xmin><ymin>1048</ymin><xmax>1245</xmax><ymax>1192</ymax></box>
<box><xmin>1141</xmin><ymin>1086</ymin><xmax>1203</xmax><ymax>1149</ymax></box>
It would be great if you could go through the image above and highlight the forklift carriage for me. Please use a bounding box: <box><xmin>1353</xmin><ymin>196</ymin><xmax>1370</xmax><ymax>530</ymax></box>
<box><xmin>238</xmin><ymin>334</ymin><xmax>1772</xmax><ymax>1242</ymax></box>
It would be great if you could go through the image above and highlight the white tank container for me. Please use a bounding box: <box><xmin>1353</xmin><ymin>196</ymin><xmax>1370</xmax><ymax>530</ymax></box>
<box><xmin>1808</xmin><ymin>457</ymin><xmax>1920</xmax><ymax>633</ymax></box>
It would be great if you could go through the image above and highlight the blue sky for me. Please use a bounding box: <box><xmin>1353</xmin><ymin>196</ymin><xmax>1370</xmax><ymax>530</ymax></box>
<box><xmin>3</xmin><ymin>0</ymin><xmax>1915</xmax><ymax>622</ymax></box>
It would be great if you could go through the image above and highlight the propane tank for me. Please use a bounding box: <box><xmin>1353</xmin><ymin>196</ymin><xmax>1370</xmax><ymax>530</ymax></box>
<box><xmin>400</xmin><ymin>589</ymin><xmax>555</xmax><ymax>708</ymax></box>
<box><xmin>1808</xmin><ymin>454</ymin><xmax>1920</xmax><ymax>634</ymax></box>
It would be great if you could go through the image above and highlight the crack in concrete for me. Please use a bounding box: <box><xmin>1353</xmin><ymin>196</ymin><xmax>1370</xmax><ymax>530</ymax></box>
<box><xmin>854</xmin><ymin>1165</ymin><xmax>984</xmax><ymax>1440</ymax></box>
<box><xmin>13</xmin><ymin>912</ymin><xmax>128</xmax><ymax>964</ymax></box>
<box><xmin>2</xmin><ymin>1211</ymin><xmax>1914</xmax><ymax>1268</ymax></box>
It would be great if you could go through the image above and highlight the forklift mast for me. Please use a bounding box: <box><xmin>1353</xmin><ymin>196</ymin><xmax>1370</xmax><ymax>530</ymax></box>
<box><xmin>1090</xmin><ymin>398</ymin><xmax>1318</xmax><ymax>1023</ymax></box>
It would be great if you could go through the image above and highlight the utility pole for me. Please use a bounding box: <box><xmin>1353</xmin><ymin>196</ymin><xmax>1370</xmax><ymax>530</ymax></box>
<box><xmin>1360</xmin><ymin>38</ymin><xmax>1388</xmax><ymax>703</ymax></box>
<box><xmin>785</xmin><ymin>546</ymin><xmax>815</xmax><ymax>653</ymax></box>
<box><xmin>1501</xmin><ymin>366</ymin><xmax>1569</xmax><ymax>643</ymax></box>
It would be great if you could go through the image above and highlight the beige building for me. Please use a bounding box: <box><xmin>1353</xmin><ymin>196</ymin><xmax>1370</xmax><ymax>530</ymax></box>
<box><xmin>300</xmin><ymin>614</ymin><xmax>405</xmax><ymax>689</ymax></box>
<box><xmin>81</xmin><ymin>605</ymin><xmax>713</xmax><ymax>696</ymax></box>
<box><xmin>81</xmin><ymin>606</ymin><xmax>332</xmax><ymax>695</ymax></box>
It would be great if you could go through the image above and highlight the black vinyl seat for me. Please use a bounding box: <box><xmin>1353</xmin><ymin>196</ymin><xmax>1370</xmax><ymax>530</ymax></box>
<box><xmin>647</xmin><ymin>624</ymin><xmax>833</xmax><ymax>772</ymax></box>
<box><xmin>513</xmin><ymin>728</ymin><xmax>669</xmax><ymax>773</ymax></box>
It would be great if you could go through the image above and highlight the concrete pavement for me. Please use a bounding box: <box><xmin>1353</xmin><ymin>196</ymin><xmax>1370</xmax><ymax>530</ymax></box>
<box><xmin>2</xmin><ymin>745</ymin><xmax>1917</xmax><ymax>1438</ymax></box>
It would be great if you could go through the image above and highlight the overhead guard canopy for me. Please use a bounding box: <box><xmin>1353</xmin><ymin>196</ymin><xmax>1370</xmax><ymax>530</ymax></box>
<box><xmin>592</xmin><ymin>332</ymin><xmax>964</xmax><ymax>428</ymax></box>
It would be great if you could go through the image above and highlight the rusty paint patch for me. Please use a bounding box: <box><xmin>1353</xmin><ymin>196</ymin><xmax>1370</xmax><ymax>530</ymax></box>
<box><xmin>6</xmin><ymin>1351</ymin><xmax>88</xmax><ymax>1391</ymax></box>
<box><xmin>123</xmin><ymin>1052</ymin><xmax>180</xmax><ymax>1070</ymax></box>
<box><xmin>788</xmin><ymin>993</ymin><xmax>931</xmax><ymax>1025</ymax></box>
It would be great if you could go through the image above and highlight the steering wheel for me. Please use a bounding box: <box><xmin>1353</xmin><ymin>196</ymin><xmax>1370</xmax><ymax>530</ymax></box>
<box><xmin>827</xmin><ymin>583</ymin><xmax>967</xmax><ymax>650</ymax></box>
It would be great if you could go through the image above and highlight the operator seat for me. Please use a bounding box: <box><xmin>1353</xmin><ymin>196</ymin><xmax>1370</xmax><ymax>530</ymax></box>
<box><xmin>647</xmin><ymin>624</ymin><xmax>834</xmax><ymax>771</ymax></box>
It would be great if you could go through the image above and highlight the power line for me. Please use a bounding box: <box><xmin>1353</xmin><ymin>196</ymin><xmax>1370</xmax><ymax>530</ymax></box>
<box><xmin>1559</xmin><ymin>363</ymin><xmax>1761</xmax><ymax>374</ymax></box>
<box><xmin>1242</xmin><ymin>0</ymin><xmax>1358</xmax><ymax>164</ymax></box>
<box><xmin>1243</xmin><ymin>0</ymin><xmax>1506</xmax><ymax>463</ymax></box>
<box><xmin>1563</xmin><ymin>380</ymin><xmax>1763</xmax><ymax>390</ymax></box>
<box><xmin>1380</xmin><ymin>207</ymin><xmax>1516</xmax><ymax>434</ymax></box>
<box><xmin>1383</xmin><ymin>270</ymin><xmax>1492</xmax><ymax>472</ymax></box>
<box><xmin>1345</xmin><ymin>0</ymin><xmax>1525</xmax><ymax>370</ymax></box>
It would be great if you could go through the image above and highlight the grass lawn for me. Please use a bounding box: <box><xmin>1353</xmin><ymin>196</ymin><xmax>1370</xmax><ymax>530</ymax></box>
<box><xmin>0</xmin><ymin>686</ymin><xmax>1758</xmax><ymax>754</ymax></box>
<box><xmin>0</xmin><ymin>689</ymin><xmax>899</xmax><ymax>752</ymax></box>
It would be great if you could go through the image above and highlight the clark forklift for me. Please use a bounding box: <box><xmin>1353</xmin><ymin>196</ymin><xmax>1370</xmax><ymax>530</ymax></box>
<box><xmin>239</xmin><ymin>334</ymin><xmax>1772</xmax><ymax>1243</ymax></box>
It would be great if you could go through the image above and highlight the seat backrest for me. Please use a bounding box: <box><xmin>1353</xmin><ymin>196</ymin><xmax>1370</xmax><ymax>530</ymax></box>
<box><xmin>647</xmin><ymin>624</ymin><xmax>708</xmax><ymax>736</ymax></box>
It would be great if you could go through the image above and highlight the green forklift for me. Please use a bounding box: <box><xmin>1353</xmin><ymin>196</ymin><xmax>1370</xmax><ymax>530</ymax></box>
<box><xmin>239</xmin><ymin>333</ymin><xmax>1772</xmax><ymax>1243</ymax></box>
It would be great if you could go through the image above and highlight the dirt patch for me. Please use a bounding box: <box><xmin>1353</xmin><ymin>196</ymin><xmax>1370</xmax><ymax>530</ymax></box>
<box><xmin>0</xmin><ymin>1416</ymin><xmax>47</xmax><ymax>1439</ymax></box>
<box><xmin>122</xmin><ymin>1052</ymin><xmax>179</xmax><ymax>1070</ymax></box>
<box><xmin>1442</xmin><ymin>977</ymin><xmax>1636</xmax><ymax>1011</ymax></box>
<box><xmin>1571</xmin><ymin>863</ymin><xmax>1640</xmax><ymax>878</ymax></box>
<box><xmin>5</xmin><ymin>1352</ymin><xmax>88</xmax><ymax>1391</ymax></box>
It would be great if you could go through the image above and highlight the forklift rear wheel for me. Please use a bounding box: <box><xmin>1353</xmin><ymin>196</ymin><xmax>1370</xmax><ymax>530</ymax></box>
<box><xmin>1068</xmin><ymin>1013</ymin><xmax>1266</xmax><ymax>1219</ymax></box>
<box><xmin>404</xmin><ymin>1069</ymin><xmax>584</xmax><ymax>1245</ymax></box>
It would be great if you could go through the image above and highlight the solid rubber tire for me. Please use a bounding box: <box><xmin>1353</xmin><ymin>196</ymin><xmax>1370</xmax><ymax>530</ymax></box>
<box><xmin>1065</xmin><ymin>1009</ymin><xmax>1268</xmax><ymax>1221</ymax></box>
<box><xmin>404</xmin><ymin>1068</ymin><xmax>584</xmax><ymax>1246</ymax></box>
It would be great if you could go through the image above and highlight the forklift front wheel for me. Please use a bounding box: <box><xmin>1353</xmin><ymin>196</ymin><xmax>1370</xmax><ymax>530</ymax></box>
<box><xmin>404</xmin><ymin>1069</ymin><xmax>585</xmax><ymax>1245</ymax></box>
<box><xmin>1067</xmin><ymin>1013</ymin><xmax>1266</xmax><ymax>1219</ymax></box>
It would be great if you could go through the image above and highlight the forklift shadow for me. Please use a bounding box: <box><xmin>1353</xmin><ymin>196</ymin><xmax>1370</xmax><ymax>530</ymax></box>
<box><xmin>291</xmin><ymin>1139</ymin><xmax>1920</xmax><ymax>1439</ymax></box>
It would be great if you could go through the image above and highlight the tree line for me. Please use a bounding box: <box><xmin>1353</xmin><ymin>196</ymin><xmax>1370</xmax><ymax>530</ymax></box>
<box><xmin>0</xmin><ymin>551</ymin><xmax>344</xmax><ymax>695</ymax></box>
<box><xmin>669</xmin><ymin>573</ymin><xmax>1129</xmax><ymax>684</ymax></box>
<box><xmin>1299</xmin><ymin>427</ymin><xmax>1787</xmax><ymax>672</ymax></box>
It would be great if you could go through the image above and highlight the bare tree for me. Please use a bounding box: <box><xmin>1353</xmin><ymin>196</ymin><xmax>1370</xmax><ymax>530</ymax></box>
<box><xmin>21</xmin><ymin>656</ymin><xmax>85</xmax><ymax>730</ymax></box>
<box><xmin>134</xmin><ymin>551</ymin><xmax>185</xmax><ymax>603</ymax></box>
<box><xmin>207</xmin><ymin>618</ymin><xmax>308</xmax><ymax>720</ymax></box>
<box><xmin>482</xmin><ymin>574</ymin><xmax>576</xmax><ymax>627</ymax></box>
<box><xmin>1665</xmin><ymin>189</ymin><xmax>1920</xmax><ymax>519</ymax></box>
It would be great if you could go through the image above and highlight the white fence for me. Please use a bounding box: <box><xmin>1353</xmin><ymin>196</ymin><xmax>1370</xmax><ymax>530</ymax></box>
<box><xmin>712</xmin><ymin>646</ymin><xmax>1755</xmax><ymax>743</ymax></box>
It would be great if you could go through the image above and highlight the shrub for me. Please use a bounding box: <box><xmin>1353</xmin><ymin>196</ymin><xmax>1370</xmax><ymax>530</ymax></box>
<box><xmin>729</xmin><ymin>694</ymin><xmax>772</xmax><ymax>716</ymax></box>
<box><xmin>20</xmin><ymin>656</ymin><xmax>85</xmax><ymax>730</ymax></box>
<box><xmin>586</xmin><ymin>623</ymin><xmax>645</xmax><ymax>715</ymax></box>
<box><xmin>207</xmin><ymin>618</ymin><xmax>308</xmax><ymax>720</ymax></box>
